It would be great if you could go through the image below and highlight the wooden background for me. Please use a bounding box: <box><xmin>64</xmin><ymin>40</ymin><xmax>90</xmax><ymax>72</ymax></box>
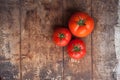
<box><xmin>0</xmin><ymin>0</ymin><xmax>119</xmax><ymax>80</ymax></box>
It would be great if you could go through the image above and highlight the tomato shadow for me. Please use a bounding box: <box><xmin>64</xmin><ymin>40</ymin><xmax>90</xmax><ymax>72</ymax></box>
<box><xmin>52</xmin><ymin>25</ymin><xmax>65</xmax><ymax>30</ymax></box>
<box><xmin>52</xmin><ymin>6</ymin><xmax>86</xmax><ymax>29</ymax></box>
<box><xmin>0</xmin><ymin>76</ymin><xmax>2</xmax><ymax>80</ymax></box>
<box><xmin>62</xmin><ymin>8</ymin><xmax>86</xmax><ymax>27</ymax></box>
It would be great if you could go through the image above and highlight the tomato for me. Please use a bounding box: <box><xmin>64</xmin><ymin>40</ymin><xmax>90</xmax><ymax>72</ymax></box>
<box><xmin>53</xmin><ymin>28</ymin><xmax>72</xmax><ymax>46</ymax></box>
<box><xmin>69</xmin><ymin>12</ymin><xmax>94</xmax><ymax>37</ymax></box>
<box><xmin>67</xmin><ymin>39</ymin><xmax>86</xmax><ymax>59</ymax></box>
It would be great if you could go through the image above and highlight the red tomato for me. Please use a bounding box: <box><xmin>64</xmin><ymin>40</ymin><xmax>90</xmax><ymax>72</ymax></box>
<box><xmin>67</xmin><ymin>39</ymin><xmax>86</xmax><ymax>59</ymax></box>
<box><xmin>69</xmin><ymin>12</ymin><xmax>94</xmax><ymax>37</ymax></box>
<box><xmin>53</xmin><ymin>28</ymin><xmax>72</xmax><ymax>46</ymax></box>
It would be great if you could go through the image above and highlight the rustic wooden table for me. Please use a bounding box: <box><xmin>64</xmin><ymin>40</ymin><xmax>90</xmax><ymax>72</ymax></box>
<box><xmin>0</xmin><ymin>0</ymin><xmax>119</xmax><ymax>80</ymax></box>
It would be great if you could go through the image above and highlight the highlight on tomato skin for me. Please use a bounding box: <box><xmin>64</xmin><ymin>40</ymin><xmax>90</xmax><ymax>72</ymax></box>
<box><xmin>53</xmin><ymin>28</ymin><xmax>72</xmax><ymax>47</ymax></box>
<box><xmin>68</xmin><ymin>12</ymin><xmax>94</xmax><ymax>37</ymax></box>
<box><xmin>67</xmin><ymin>38</ymin><xmax>86</xmax><ymax>60</ymax></box>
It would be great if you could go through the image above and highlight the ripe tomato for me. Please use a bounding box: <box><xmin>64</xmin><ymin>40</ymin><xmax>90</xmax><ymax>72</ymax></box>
<box><xmin>69</xmin><ymin>12</ymin><xmax>94</xmax><ymax>37</ymax></box>
<box><xmin>53</xmin><ymin>28</ymin><xmax>72</xmax><ymax>47</ymax></box>
<box><xmin>67</xmin><ymin>39</ymin><xmax>86</xmax><ymax>59</ymax></box>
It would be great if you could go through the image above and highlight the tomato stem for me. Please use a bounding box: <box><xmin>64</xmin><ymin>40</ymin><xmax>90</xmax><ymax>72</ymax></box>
<box><xmin>59</xmin><ymin>33</ymin><xmax>65</xmax><ymax>39</ymax></box>
<box><xmin>73</xmin><ymin>46</ymin><xmax>81</xmax><ymax>52</ymax></box>
<box><xmin>77</xmin><ymin>19</ymin><xmax>85</xmax><ymax>26</ymax></box>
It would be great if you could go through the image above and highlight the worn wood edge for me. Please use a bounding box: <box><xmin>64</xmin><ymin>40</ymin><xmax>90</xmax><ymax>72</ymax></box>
<box><xmin>115</xmin><ymin>0</ymin><xmax>120</xmax><ymax>79</ymax></box>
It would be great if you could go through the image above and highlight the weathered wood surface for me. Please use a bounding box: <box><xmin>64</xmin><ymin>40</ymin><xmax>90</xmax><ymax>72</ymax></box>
<box><xmin>21</xmin><ymin>0</ymin><xmax>63</xmax><ymax>80</ymax></box>
<box><xmin>92</xmin><ymin>0</ymin><xmax>118</xmax><ymax>80</ymax></box>
<box><xmin>0</xmin><ymin>0</ymin><xmax>119</xmax><ymax>80</ymax></box>
<box><xmin>115</xmin><ymin>1</ymin><xmax>120</xmax><ymax>79</ymax></box>
<box><xmin>0</xmin><ymin>0</ymin><xmax>20</xmax><ymax>80</ymax></box>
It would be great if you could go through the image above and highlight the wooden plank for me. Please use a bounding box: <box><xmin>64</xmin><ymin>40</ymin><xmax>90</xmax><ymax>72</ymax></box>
<box><xmin>20</xmin><ymin>0</ymin><xmax>63</xmax><ymax>80</ymax></box>
<box><xmin>115</xmin><ymin>1</ymin><xmax>120</xmax><ymax>79</ymax></box>
<box><xmin>115</xmin><ymin>26</ymin><xmax>120</xmax><ymax>80</ymax></box>
<box><xmin>0</xmin><ymin>1</ymin><xmax>20</xmax><ymax>80</ymax></box>
<box><xmin>63</xmin><ymin>0</ymin><xmax>92</xmax><ymax>80</ymax></box>
<box><xmin>92</xmin><ymin>0</ymin><xmax>118</xmax><ymax>80</ymax></box>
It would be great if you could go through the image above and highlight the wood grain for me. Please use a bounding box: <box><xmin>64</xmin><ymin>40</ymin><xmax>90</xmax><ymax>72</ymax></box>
<box><xmin>0</xmin><ymin>0</ymin><xmax>20</xmax><ymax>80</ymax></box>
<box><xmin>92</xmin><ymin>0</ymin><xmax>118</xmax><ymax>80</ymax></box>
<box><xmin>20</xmin><ymin>0</ymin><xmax>63</xmax><ymax>80</ymax></box>
<box><xmin>0</xmin><ymin>0</ymin><xmax>119</xmax><ymax>80</ymax></box>
<box><xmin>62</xmin><ymin>0</ymin><xmax>92</xmax><ymax>80</ymax></box>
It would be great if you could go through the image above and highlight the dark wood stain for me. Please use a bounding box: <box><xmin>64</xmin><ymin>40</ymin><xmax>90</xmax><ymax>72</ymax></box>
<box><xmin>0</xmin><ymin>62</ymin><xmax>19</xmax><ymax>80</ymax></box>
<box><xmin>0</xmin><ymin>0</ymin><xmax>119</xmax><ymax>80</ymax></box>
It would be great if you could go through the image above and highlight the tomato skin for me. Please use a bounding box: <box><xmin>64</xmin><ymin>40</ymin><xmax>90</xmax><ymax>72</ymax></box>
<box><xmin>67</xmin><ymin>39</ymin><xmax>86</xmax><ymax>60</ymax></box>
<box><xmin>69</xmin><ymin>12</ymin><xmax>94</xmax><ymax>37</ymax></box>
<box><xmin>53</xmin><ymin>28</ymin><xmax>72</xmax><ymax>47</ymax></box>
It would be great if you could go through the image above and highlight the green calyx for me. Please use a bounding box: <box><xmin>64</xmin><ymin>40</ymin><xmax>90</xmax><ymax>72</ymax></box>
<box><xmin>73</xmin><ymin>46</ymin><xmax>81</xmax><ymax>52</ymax></box>
<box><xmin>77</xmin><ymin>19</ymin><xmax>85</xmax><ymax>26</ymax></box>
<box><xmin>59</xmin><ymin>33</ymin><xmax>65</xmax><ymax>39</ymax></box>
